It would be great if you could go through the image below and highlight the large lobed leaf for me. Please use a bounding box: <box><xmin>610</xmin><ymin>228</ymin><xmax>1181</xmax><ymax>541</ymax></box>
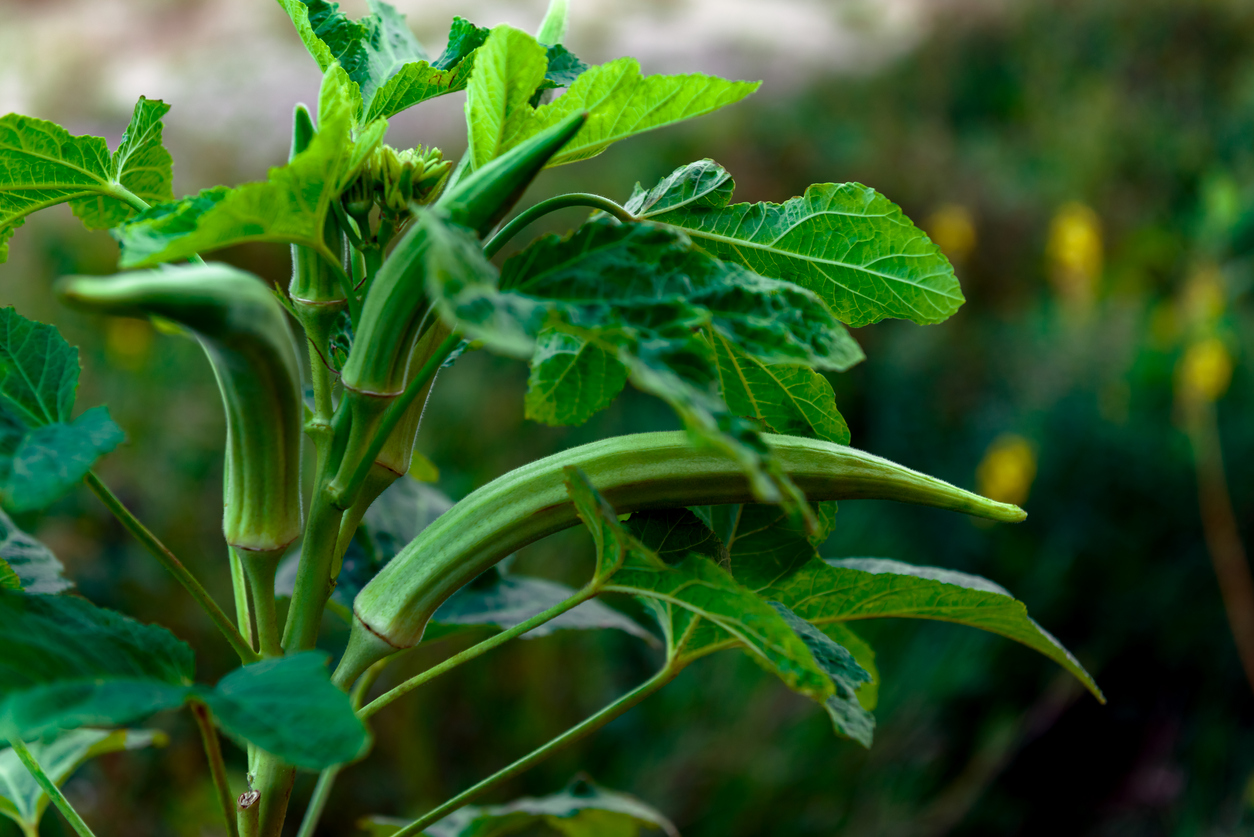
<box><xmin>463</xmin><ymin>25</ymin><xmax>758</xmax><ymax>169</ymax></box>
<box><xmin>0</xmin><ymin>97</ymin><xmax>173</xmax><ymax>263</ymax></box>
<box><xmin>0</xmin><ymin>728</ymin><xmax>165</xmax><ymax>832</ymax></box>
<box><xmin>114</xmin><ymin>66</ymin><xmax>382</xmax><ymax>266</ymax></box>
<box><xmin>0</xmin><ymin>308</ymin><xmax>123</xmax><ymax>512</ymax></box>
<box><xmin>629</xmin><ymin>159</ymin><xmax>964</xmax><ymax>327</ymax></box>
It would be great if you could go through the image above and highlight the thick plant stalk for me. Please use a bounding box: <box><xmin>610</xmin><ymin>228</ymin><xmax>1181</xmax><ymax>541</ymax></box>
<box><xmin>341</xmin><ymin>431</ymin><xmax>1025</xmax><ymax>675</ymax></box>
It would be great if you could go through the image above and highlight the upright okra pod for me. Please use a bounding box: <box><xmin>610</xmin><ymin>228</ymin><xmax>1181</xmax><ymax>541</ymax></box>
<box><xmin>57</xmin><ymin>266</ymin><xmax>305</xmax><ymax>557</ymax></box>
<box><xmin>338</xmin><ymin>431</ymin><xmax>1026</xmax><ymax>679</ymax></box>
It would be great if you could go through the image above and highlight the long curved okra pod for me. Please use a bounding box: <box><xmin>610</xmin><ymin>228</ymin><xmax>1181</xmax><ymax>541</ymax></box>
<box><xmin>57</xmin><ymin>266</ymin><xmax>304</xmax><ymax>557</ymax></box>
<box><xmin>341</xmin><ymin>431</ymin><xmax>1026</xmax><ymax>675</ymax></box>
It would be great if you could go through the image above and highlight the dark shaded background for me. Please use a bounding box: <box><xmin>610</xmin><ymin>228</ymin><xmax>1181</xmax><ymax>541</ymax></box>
<box><xmin>3</xmin><ymin>0</ymin><xmax>1254</xmax><ymax>834</ymax></box>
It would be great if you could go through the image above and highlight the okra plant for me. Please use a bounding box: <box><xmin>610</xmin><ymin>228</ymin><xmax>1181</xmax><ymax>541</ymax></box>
<box><xmin>0</xmin><ymin>2</ymin><xmax>1104</xmax><ymax>835</ymax></box>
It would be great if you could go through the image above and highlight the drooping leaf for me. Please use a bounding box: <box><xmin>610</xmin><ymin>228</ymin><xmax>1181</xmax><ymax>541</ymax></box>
<box><xmin>365</xmin><ymin>776</ymin><xmax>677</xmax><ymax>837</ymax></box>
<box><xmin>770</xmin><ymin>602</ymin><xmax>874</xmax><ymax>747</ymax></box>
<box><xmin>0</xmin><ymin>728</ymin><xmax>165</xmax><ymax>832</ymax></box>
<box><xmin>0</xmin><ymin>308</ymin><xmax>124</xmax><ymax>512</ymax></box>
<box><xmin>525</xmin><ymin>329</ymin><xmax>627</xmax><ymax>426</ymax></box>
<box><xmin>565</xmin><ymin>469</ymin><xmax>834</xmax><ymax>702</ymax></box>
<box><xmin>114</xmin><ymin>66</ymin><xmax>381</xmax><ymax>266</ymax></box>
<box><xmin>709</xmin><ymin>329</ymin><xmax>854</xmax><ymax>444</ymax></box>
<box><xmin>821</xmin><ymin>622</ymin><xmax>879</xmax><ymax>711</ymax></box>
<box><xmin>465</xmin><ymin>26</ymin><xmax>551</xmax><ymax>169</ymax></box>
<box><xmin>0</xmin><ymin>97</ymin><xmax>173</xmax><ymax>262</ymax></box>
<box><xmin>761</xmin><ymin>556</ymin><xmax>1104</xmax><ymax>701</ymax></box>
<box><xmin>425</xmin><ymin>566</ymin><xmax>654</xmax><ymax>644</ymax></box>
<box><xmin>505</xmin><ymin>60</ymin><xmax>760</xmax><ymax>168</ymax></box>
<box><xmin>0</xmin><ymin>590</ymin><xmax>194</xmax><ymax>739</ymax></box>
<box><xmin>200</xmin><ymin>652</ymin><xmax>369</xmax><ymax>770</ymax></box>
<box><xmin>629</xmin><ymin>159</ymin><xmax>964</xmax><ymax>326</ymax></box>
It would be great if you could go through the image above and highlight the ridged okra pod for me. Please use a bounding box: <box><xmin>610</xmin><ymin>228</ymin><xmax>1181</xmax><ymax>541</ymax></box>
<box><xmin>57</xmin><ymin>265</ymin><xmax>304</xmax><ymax>555</ymax></box>
<box><xmin>342</xmin><ymin>431</ymin><xmax>1026</xmax><ymax>671</ymax></box>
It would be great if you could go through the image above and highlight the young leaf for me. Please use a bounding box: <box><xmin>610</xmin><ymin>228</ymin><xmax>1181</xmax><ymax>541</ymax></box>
<box><xmin>0</xmin><ymin>97</ymin><xmax>174</xmax><ymax>262</ymax></box>
<box><xmin>0</xmin><ymin>728</ymin><xmax>165</xmax><ymax>832</ymax></box>
<box><xmin>0</xmin><ymin>308</ymin><xmax>124</xmax><ymax>512</ymax></box>
<box><xmin>629</xmin><ymin>160</ymin><xmax>965</xmax><ymax>326</ymax></box>
<box><xmin>365</xmin><ymin>18</ymin><xmax>493</xmax><ymax>122</ymax></box>
<box><xmin>506</xmin><ymin>60</ymin><xmax>760</xmax><ymax>167</ymax></box>
<box><xmin>564</xmin><ymin>469</ymin><xmax>834</xmax><ymax>702</ymax></box>
<box><xmin>525</xmin><ymin>329</ymin><xmax>627</xmax><ymax>426</ymax></box>
<box><xmin>709</xmin><ymin>329</ymin><xmax>853</xmax><ymax>445</ymax></box>
<box><xmin>425</xmin><ymin>567</ymin><xmax>654</xmax><ymax>643</ymax></box>
<box><xmin>465</xmin><ymin>26</ymin><xmax>551</xmax><ymax>169</ymax></box>
<box><xmin>114</xmin><ymin>66</ymin><xmax>380</xmax><ymax>267</ymax></box>
<box><xmin>0</xmin><ymin>590</ymin><xmax>194</xmax><ymax>739</ymax></box>
<box><xmin>769</xmin><ymin>602</ymin><xmax>874</xmax><ymax>747</ymax></box>
<box><xmin>381</xmin><ymin>776</ymin><xmax>677</xmax><ymax>837</ymax></box>
<box><xmin>761</xmin><ymin>556</ymin><xmax>1104</xmax><ymax>701</ymax></box>
<box><xmin>200</xmin><ymin>652</ymin><xmax>369</xmax><ymax>770</ymax></box>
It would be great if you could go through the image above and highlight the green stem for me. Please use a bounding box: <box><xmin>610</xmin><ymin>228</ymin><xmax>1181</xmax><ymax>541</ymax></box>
<box><xmin>9</xmin><ymin>738</ymin><xmax>98</xmax><ymax>837</ymax></box>
<box><xmin>330</xmin><ymin>332</ymin><xmax>461</xmax><ymax>508</ymax></box>
<box><xmin>483</xmin><ymin>193</ymin><xmax>636</xmax><ymax>259</ymax></box>
<box><xmin>107</xmin><ymin>186</ymin><xmax>208</xmax><ymax>267</ymax></box>
<box><xmin>239</xmin><ymin>548</ymin><xmax>284</xmax><ymax>658</ymax></box>
<box><xmin>307</xmin><ymin>336</ymin><xmax>335</xmax><ymax>434</ymax></box>
<box><xmin>359</xmin><ymin>585</ymin><xmax>597</xmax><ymax>719</ymax></box>
<box><xmin>283</xmin><ymin>490</ymin><xmax>346</xmax><ymax>652</ymax></box>
<box><xmin>228</xmin><ymin>547</ymin><xmax>256</xmax><ymax>653</ymax></box>
<box><xmin>389</xmin><ymin>665</ymin><xmax>679</xmax><ymax>837</ymax></box>
<box><xmin>84</xmin><ymin>472</ymin><xmax>259</xmax><ymax>663</ymax></box>
<box><xmin>191</xmin><ymin>701</ymin><xmax>242</xmax><ymax>837</ymax></box>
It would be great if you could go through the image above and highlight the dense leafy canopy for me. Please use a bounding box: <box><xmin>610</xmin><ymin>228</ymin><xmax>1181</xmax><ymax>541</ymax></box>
<box><xmin>0</xmin><ymin>308</ymin><xmax>123</xmax><ymax>512</ymax></box>
<box><xmin>0</xmin><ymin>97</ymin><xmax>173</xmax><ymax>263</ymax></box>
<box><xmin>630</xmin><ymin>159</ymin><xmax>964</xmax><ymax>326</ymax></box>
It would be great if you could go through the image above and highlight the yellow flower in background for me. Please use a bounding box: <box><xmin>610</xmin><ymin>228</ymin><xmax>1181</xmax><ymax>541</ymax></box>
<box><xmin>926</xmin><ymin>204</ymin><xmax>977</xmax><ymax>264</ymax></box>
<box><xmin>1177</xmin><ymin>337</ymin><xmax>1233</xmax><ymax>404</ymax></box>
<box><xmin>1181</xmin><ymin>263</ymin><xmax>1226</xmax><ymax>329</ymax></box>
<box><xmin>104</xmin><ymin>317</ymin><xmax>153</xmax><ymax>371</ymax></box>
<box><xmin>1047</xmin><ymin>202</ymin><xmax>1103</xmax><ymax>312</ymax></box>
<box><xmin>976</xmin><ymin>434</ymin><xmax>1037</xmax><ymax>507</ymax></box>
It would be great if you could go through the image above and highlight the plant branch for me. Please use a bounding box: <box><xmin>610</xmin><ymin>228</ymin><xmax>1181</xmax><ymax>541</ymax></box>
<box><xmin>84</xmin><ymin>472</ymin><xmax>259</xmax><ymax>663</ymax></box>
<box><xmin>359</xmin><ymin>585</ymin><xmax>597</xmax><ymax>719</ymax></box>
<box><xmin>388</xmin><ymin>665</ymin><xmax>679</xmax><ymax>837</ymax></box>
<box><xmin>9</xmin><ymin>738</ymin><xmax>98</xmax><ymax>837</ymax></box>
<box><xmin>228</xmin><ymin>548</ymin><xmax>256</xmax><ymax>653</ymax></box>
<box><xmin>482</xmin><ymin>193</ymin><xmax>637</xmax><ymax>259</ymax></box>
<box><xmin>191</xmin><ymin>701</ymin><xmax>242</xmax><ymax>837</ymax></box>
<box><xmin>294</xmin><ymin>767</ymin><xmax>339</xmax><ymax>837</ymax></box>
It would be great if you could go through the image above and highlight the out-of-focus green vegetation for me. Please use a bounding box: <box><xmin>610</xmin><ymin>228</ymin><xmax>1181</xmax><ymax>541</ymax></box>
<box><xmin>5</xmin><ymin>0</ymin><xmax>1254</xmax><ymax>834</ymax></box>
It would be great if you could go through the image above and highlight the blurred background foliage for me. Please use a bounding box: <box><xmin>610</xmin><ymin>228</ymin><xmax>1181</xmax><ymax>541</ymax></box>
<box><xmin>4</xmin><ymin>0</ymin><xmax>1254</xmax><ymax>834</ymax></box>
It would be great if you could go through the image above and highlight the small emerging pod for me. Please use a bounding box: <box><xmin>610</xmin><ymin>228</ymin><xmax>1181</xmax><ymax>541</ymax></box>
<box><xmin>338</xmin><ymin>431</ymin><xmax>1026</xmax><ymax>682</ymax></box>
<box><xmin>57</xmin><ymin>265</ymin><xmax>305</xmax><ymax>555</ymax></box>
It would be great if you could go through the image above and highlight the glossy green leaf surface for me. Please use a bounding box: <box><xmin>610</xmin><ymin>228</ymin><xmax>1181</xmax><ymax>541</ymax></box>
<box><xmin>201</xmin><ymin>652</ymin><xmax>369</xmax><ymax>770</ymax></box>
<box><xmin>763</xmin><ymin>556</ymin><xmax>1103</xmax><ymax>700</ymax></box>
<box><xmin>367</xmin><ymin>777</ymin><xmax>677</xmax><ymax>836</ymax></box>
<box><xmin>0</xmin><ymin>308</ymin><xmax>123</xmax><ymax>512</ymax></box>
<box><xmin>629</xmin><ymin>159</ymin><xmax>964</xmax><ymax>326</ymax></box>
<box><xmin>0</xmin><ymin>97</ymin><xmax>173</xmax><ymax>262</ymax></box>
<box><xmin>0</xmin><ymin>728</ymin><xmax>165</xmax><ymax>831</ymax></box>
<box><xmin>0</xmin><ymin>590</ymin><xmax>194</xmax><ymax>739</ymax></box>
<box><xmin>565</xmin><ymin>469</ymin><xmax>834</xmax><ymax>702</ymax></box>
<box><xmin>114</xmin><ymin>66</ymin><xmax>379</xmax><ymax>266</ymax></box>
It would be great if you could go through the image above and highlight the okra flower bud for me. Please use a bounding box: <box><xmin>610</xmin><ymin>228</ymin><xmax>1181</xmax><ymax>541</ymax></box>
<box><xmin>57</xmin><ymin>266</ymin><xmax>304</xmax><ymax>554</ymax></box>
<box><xmin>343</xmin><ymin>145</ymin><xmax>452</xmax><ymax>215</ymax></box>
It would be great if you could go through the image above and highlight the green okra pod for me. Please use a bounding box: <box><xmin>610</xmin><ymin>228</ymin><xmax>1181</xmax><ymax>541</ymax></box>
<box><xmin>347</xmin><ymin>431</ymin><xmax>1026</xmax><ymax>659</ymax></box>
<box><xmin>57</xmin><ymin>265</ymin><xmax>304</xmax><ymax>555</ymax></box>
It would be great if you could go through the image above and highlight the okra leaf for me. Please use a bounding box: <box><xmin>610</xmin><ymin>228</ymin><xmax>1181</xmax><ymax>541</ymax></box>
<box><xmin>366</xmin><ymin>776</ymin><xmax>677</xmax><ymax>837</ymax></box>
<box><xmin>565</xmin><ymin>469</ymin><xmax>834</xmax><ymax>702</ymax></box>
<box><xmin>0</xmin><ymin>590</ymin><xmax>194</xmax><ymax>740</ymax></box>
<box><xmin>630</xmin><ymin>160</ymin><xmax>964</xmax><ymax>327</ymax></box>
<box><xmin>114</xmin><ymin>66</ymin><xmax>379</xmax><ymax>267</ymax></box>
<box><xmin>710</xmin><ymin>329</ymin><xmax>854</xmax><ymax>445</ymax></box>
<box><xmin>540</xmin><ymin>44</ymin><xmax>588</xmax><ymax>89</ymax></box>
<box><xmin>200</xmin><ymin>652</ymin><xmax>369</xmax><ymax>770</ymax></box>
<box><xmin>0</xmin><ymin>728</ymin><xmax>165</xmax><ymax>832</ymax></box>
<box><xmin>762</xmin><ymin>556</ymin><xmax>1104</xmax><ymax>701</ymax></box>
<box><xmin>0</xmin><ymin>308</ymin><xmax>124</xmax><ymax>512</ymax></box>
<box><xmin>465</xmin><ymin>26</ymin><xmax>551</xmax><ymax>169</ymax></box>
<box><xmin>770</xmin><ymin>602</ymin><xmax>874</xmax><ymax>747</ymax></box>
<box><xmin>507</xmin><ymin>60</ymin><xmax>760</xmax><ymax>167</ymax></box>
<box><xmin>0</xmin><ymin>559</ymin><xmax>17</xmax><ymax>591</ymax></box>
<box><xmin>0</xmin><ymin>97</ymin><xmax>173</xmax><ymax>263</ymax></box>
<box><xmin>424</xmin><ymin>566</ymin><xmax>654</xmax><ymax>643</ymax></box>
<box><xmin>364</xmin><ymin>18</ymin><xmax>492</xmax><ymax>122</ymax></box>
<box><xmin>525</xmin><ymin>329</ymin><xmax>627</xmax><ymax>426</ymax></box>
